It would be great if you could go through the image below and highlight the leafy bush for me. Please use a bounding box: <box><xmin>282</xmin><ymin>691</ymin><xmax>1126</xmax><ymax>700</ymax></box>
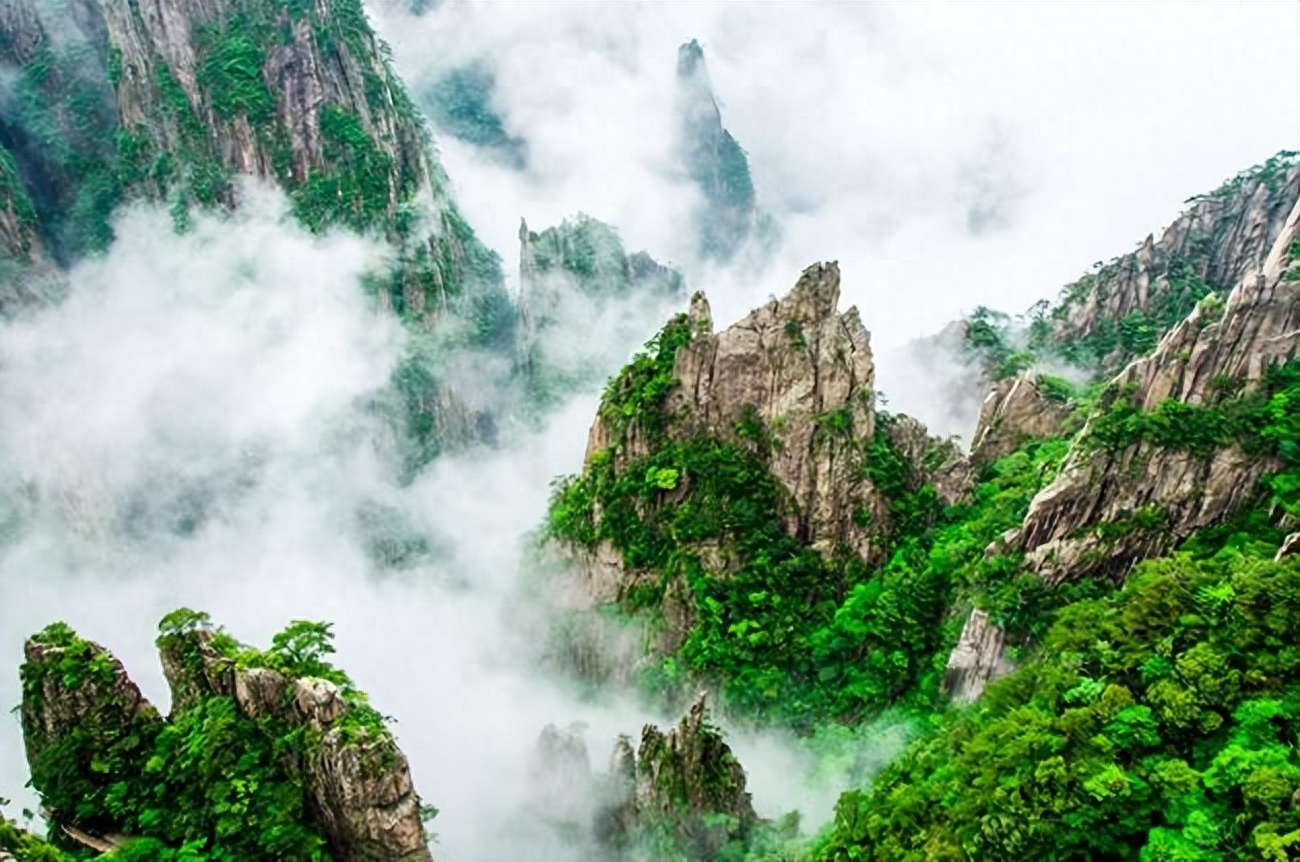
<box><xmin>817</xmin><ymin>550</ymin><xmax>1300</xmax><ymax>862</ymax></box>
<box><xmin>21</xmin><ymin>611</ymin><xmax>393</xmax><ymax>861</ymax></box>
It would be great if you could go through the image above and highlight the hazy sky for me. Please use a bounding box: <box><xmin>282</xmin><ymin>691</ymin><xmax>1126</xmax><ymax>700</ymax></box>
<box><xmin>374</xmin><ymin>1</ymin><xmax>1299</xmax><ymax>353</ymax></box>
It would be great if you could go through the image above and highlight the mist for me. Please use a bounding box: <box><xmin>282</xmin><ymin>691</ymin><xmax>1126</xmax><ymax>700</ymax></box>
<box><xmin>0</xmin><ymin>186</ymin><xmax>890</xmax><ymax>859</ymax></box>
<box><xmin>370</xmin><ymin>0</ymin><xmax>1298</xmax><ymax>440</ymax></box>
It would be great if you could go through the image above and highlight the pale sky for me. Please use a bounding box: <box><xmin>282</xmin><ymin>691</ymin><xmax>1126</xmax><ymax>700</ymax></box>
<box><xmin>372</xmin><ymin>1</ymin><xmax>1299</xmax><ymax>349</ymax></box>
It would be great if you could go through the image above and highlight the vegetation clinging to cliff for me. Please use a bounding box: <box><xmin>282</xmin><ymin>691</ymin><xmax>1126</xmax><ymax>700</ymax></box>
<box><xmin>547</xmin><ymin>320</ymin><xmax>1074</xmax><ymax>726</ymax></box>
<box><xmin>20</xmin><ymin>611</ymin><xmax>396</xmax><ymax>861</ymax></box>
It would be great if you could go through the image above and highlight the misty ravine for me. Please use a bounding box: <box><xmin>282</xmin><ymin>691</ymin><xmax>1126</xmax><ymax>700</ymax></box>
<box><xmin>2</xmin><ymin>3</ymin><xmax>1299</xmax><ymax>862</ymax></box>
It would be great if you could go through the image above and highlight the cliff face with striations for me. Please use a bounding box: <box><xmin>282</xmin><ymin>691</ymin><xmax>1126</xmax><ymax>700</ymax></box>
<box><xmin>20</xmin><ymin>615</ymin><xmax>433</xmax><ymax>862</ymax></box>
<box><xmin>587</xmin><ymin>262</ymin><xmax>884</xmax><ymax>560</ymax></box>
<box><xmin>969</xmin><ymin>373</ymin><xmax>1072</xmax><ymax>465</ymax></box>
<box><xmin>1040</xmin><ymin>153</ymin><xmax>1299</xmax><ymax>375</ymax></box>
<box><xmin>1010</xmin><ymin>194</ymin><xmax>1300</xmax><ymax>584</ymax></box>
<box><xmin>0</xmin><ymin>0</ymin><xmax>508</xmax><ymax>329</ymax></box>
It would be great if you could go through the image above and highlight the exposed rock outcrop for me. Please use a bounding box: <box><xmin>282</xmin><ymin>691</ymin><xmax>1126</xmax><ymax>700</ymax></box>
<box><xmin>20</xmin><ymin>619</ymin><xmax>433</xmax><ymax>862</ymax></box>
<box><xmin>20</xmin><ymin>626</ymin><xmax>162</xmax><ymax>798</ymax></box>
<box><xmin>1277</xmin><ymin>532</ymin><xmax>1300</xmax><ymax>561</ymax></box>
<box><xmin>1011</xmin><ymin>193</ymin><xmax>1300</xmax><ymax>583</ymax></box>
<box><xmin>970</xmin><ymin>373</ymin><xmax>1072</xmax><ymax>464</ymax></box>
<box><xmin>942</xmin><ymin>609</ymin><xmax>1015</xmax><ymax>705</ymax></box>
<box><xmin>1047</xmin><ymin>154</ymin><xmax>1299</xmax><ymax>374</ymax></box>
<box><xmin>676</xmin><ymin>39</ymin><xmax>773</xmax><ymax>263</ymax></box>
<box><xmin>0</xmin><ymin>0</ymin><xmax>506</xmax><ymax>323</ymax></box>
<box><xmin>587</xmin><ymin>262</ymin><xmax>884</xmax><ymax>560</ymax></box>
<box><xmin>601</xmin><ymin>695</ymin><xmax>756</xmax><ymax>861</ymax></box>
<box><xmin>159</xmin><ymin>626</ymin><xmax>434</xmax><ymax>862</ymax></box>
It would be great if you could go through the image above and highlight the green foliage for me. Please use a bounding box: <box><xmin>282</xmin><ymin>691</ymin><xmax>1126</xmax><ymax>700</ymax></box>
<box><xmin>817</xmin><ymin>550</ymin><xmax>1300</xmax><ymax>861</ymax></box>
<box><xmin>424</xmin><ymin>63</ymin><xmax>526</xmax><ymax>167</ymax></box>
<box><xmin>1036</xmin><ymin>374</ymin><xmax>1077</xmax><ymax>405</ymax></box>
<box><xmin>21</xmin><ymin>611</ymin><xmax>396</xmax><ymax>861</ymax></box>
<box><xmin>1196</xmin><ymin>150</ymin><xmax>1299</xmax><ymax>201</ymax></box>
<box><xmin>596</xmin><ymin>314</ymin><xmax>695</xmax><ymax>443</ymax></box>
<box><xmin>1085</xmin><ymin>361</ymin><xmax>1300</xmax><ymax>461</ymax></box>
<box><xmin>964</xmin><ymin>306</ymin><xmax>1030</xmax><ymax>379</ymax></box>
<box><xmin>292</xmin><ymin>104</ymin><xmax>395</xmax><ymax>234</ymax></box>
<box><xmin>1056</xmin><ymin>255</ymin><xmax>1217</xmax><ymax>371</ymax></box>
<box><xmin>195</xmin><ymin>17</ymin><xmax>276</xmax><ymax>124</ymax></box>
<box><xmin>0</xmin><ymin>819</ymin><xmax>78</xmax><ymax>862</ymax></box>
<box><xmin>548</xmin><ymin>314</ymin><xmax>1074</xmax><ymax>724</ymax></box>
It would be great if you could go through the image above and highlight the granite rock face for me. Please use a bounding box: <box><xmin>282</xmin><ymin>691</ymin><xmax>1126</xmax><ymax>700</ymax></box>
<box><xmin>587</xmin><ymin>262</ymin><xmax>883</xmax><ymax>560</ymax></box>
<box><xmin>20</xmin><ymin>629</ymin><xmax>161</xmax><ymax>789</ymax></box>
<box><xmin>970</xmin><ymin>374</ymin><xmax>1072</xmax><ymax>464</ymax></box>
<box><xmin>1011</xmin><ymin>194</ymin><xmax>1300</xmax><ymax>584</ymax></box>
<box><xmin>1047</xmin><ymin>156</ymin><xmax>1300</xmax><ymax>375</ymax></box>
<box><xmin>159</xmin><ymin>627</ymin><xmax>434</xmax><ymax>862</ymax></box>
<box><xmin>942</xmin><ymin>609</ymin><xmax>1014</xmax><ymax>705</ymax></box>
<box><xmin>21</xmin><ymin>621</ymin><xmax>433</xmax><ymax>862</ymax></box>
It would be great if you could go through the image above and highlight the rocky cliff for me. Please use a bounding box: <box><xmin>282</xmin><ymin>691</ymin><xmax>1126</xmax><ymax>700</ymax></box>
<box><xmin>0</xmin><ymin>0</ymin><xmax>508</xmax><ymax>328</ymax></box>
<box><xmin>1009</xmin><ymin>193</ymin><xmax>1300</xmax><ymax>584</ymax></box>
<box><xmin>19</xmin><ymin>613</ymin><xmax>433</xmax><ymax>862</ymax></box>
<box><xmin>600</xmin><ymin>695</ymin><xmax>756</xmax><ymax>861</ymax></box>
<box><xmin>587</xmin><ymin>262</ymin><xmax>884</xmax><ymax>560</ymax></box>
<box><xmin>546</xmin><ymin>261</ymin><xmax>976</xmax><ymax>720</ymax></box>
<box><xmin>676</xmin><ymin>39</ymin><xmax>772</xmax><ymax>264</ymax></box>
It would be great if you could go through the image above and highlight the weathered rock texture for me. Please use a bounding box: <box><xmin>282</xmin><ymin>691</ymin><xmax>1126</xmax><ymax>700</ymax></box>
<box><xmin>587</xmin><ymin>262</ymin><xmax>883</xmax><ymax>560</ymax></box>
<box><xmin>970</xmin><ymin>374</ymin><xmax>1072</xmax><ymax>464</ymax></box>
<box><xmin>0</xmin><ymin>0</ymin><xmax>504</xmax><ymax>321</ymax></box>
<box><xmin>1047</xmin><ymin>155</ymin><xmax>1299</xmax><ymax>374</ymax></box>
<box><xmin>942</xmin><ymin>609</ymin><xmax>1014</xmax><ymax>705</ymax></box>
<box><xmin>20</xmin><ymin>630</ymin><xmax>161</xmax><ymax>786</ymax></box>
<box><xmin>601</xmin><ymin>695</ymin><xmax>756</xmax><ymax>860</ymax></box>
<box><xmin>883</xmin><ymin>413</ymin><xmax>974</xmax><ymax>506</ymax></box>
<box><xmin>21</xmin><ymin>623</ymin><xmax>433</xmax><ymax>862</ymax></box>
<box><xmin>160</xmin><ymin>627</ymin><xmax>434</xmax><ymax>862</ymax></box>
<box><xmin>1012</xmin><ymin>193</ymin><xmax>1300</xmax><ymax>583</ymax></box>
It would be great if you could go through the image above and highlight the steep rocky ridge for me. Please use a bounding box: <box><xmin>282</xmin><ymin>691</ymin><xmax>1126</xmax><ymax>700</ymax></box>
<box><xmin>1044</xmin><ymin>153</ymin><xmax>1298</xmax><ymax>375</ymax></box>
<box><xmin>676</xmin><ymin>39</ymin><xmax>773</xmax><ymax>264</ymax></box>
<box><xmin>1009</xmin><ymin>193</ymin><xmax>1300</xmax><ymax>583</ymax></box>
<box><xmin>19</xmin><ymin>615</ymin><xmax>433</xmax><ymax>862</ymax></box>
<box><xmin>546</xmin><ymin>261</ymin><xmax>977</xmax><ymax>720</ymax></box>
<box><xmin>592</xmin><ymin>263</ymin><xmax>882</xmax><ymax>558</ymax></box>
<box><xmin>0</xmin><ymin>0</ymin><xmax>508</xmax><ymax>329</ymax></box>
<box><xmin>960</xmin><ymin>153</ymin><xmax>1300</xmax><ymax>383</ymax></box>
<box><xmin>600</xmin><ymin>695</ymin><xmax>756</xmax><ymax>860</ymax></box>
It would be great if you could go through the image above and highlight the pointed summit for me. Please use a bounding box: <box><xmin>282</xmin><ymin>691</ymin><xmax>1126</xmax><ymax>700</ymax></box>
<box><xmin>675</xmin><ymin>39</ymin><xmax>770</xmax><ymax>263</ymax></box>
